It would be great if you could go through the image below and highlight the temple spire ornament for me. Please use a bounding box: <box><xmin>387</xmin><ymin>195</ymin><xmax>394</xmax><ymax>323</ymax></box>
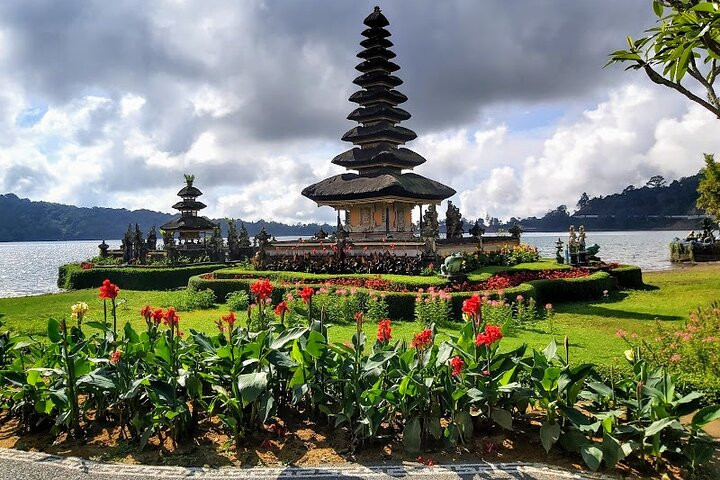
<box><xmin>302</xmin><ymin>7</ymin><xmax>455</xmax><ymax>241</ymax></box>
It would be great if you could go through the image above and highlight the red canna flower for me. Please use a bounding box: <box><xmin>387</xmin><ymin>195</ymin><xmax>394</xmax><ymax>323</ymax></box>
<box><xmin>475</xmin><ymin>324</ymin><xmax>503</xmax><ymax>346</ymax></box>
<box><xmin>411</xmin><ymin>329</ymin><xmax>433</xmax><ymax>349</ymax></box>
<box><xmin>151</xmin><ymin>308</ymin><xmax>164</xmax><ymax>325</ymax></box>
<box><xmin>163</xmin><ymin>308</ymin><xmax>179</xmax><ymax>327</ymax></box>
<box><xmin>98</xmin><ymin>279</ymin><xmax>120</xmax><ymax>299</ymax></box>
<box><xmin>140</xmin><ymin>305</ymin><xmax>153</xmax><ymax>318</ymax></box>
<box><xmin>250</xmin><ymin>279</ymin><xmax>273</xmax><ymax>300</ymax></box>
<box><xmin>222</xmin><ymin>311</ymin><xmax>236</xmax><ymax>326</ymax></box>
<box><xmin>462</xmin><ymin>295</ymin><xmax>482</xmax><ymax>316</ymax></box>
<box><xmin>274</xmin><ymin>301</ymin><xmax>289</xmax><ymax>316</ymax></box>
<box><xmin>215</xmin><ymin>319</ymin><xmax>224</xmax><ymax>333</ymax></box>
<box><xmin>376</xmin><ymin>319</ymin><xmax>392</xmax><ymax>343</ymax></box>
<box><xmin>449</xmin><ymin>356</ymin><xmax>464</xmax><ymax>376</ymax></box>
<box><xmin>299</xmin><ymin>287</ymin><xmax>315</xmax><ymax>304</ymax></box>
<box><xmin>110</xmin><ymin>350</ymin><xmax>123</xmax><ymax>365</ymax></box>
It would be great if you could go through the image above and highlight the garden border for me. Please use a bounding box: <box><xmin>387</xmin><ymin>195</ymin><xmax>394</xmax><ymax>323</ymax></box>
<box><xmin>0</xmin><ymin>447</ymin><xmax>609</xmax><ymax>479</ymax></box>
<box><xmin>58</xmin><ymin>263</ymin><xmax>226</xmax><ymax>291</ymax></box>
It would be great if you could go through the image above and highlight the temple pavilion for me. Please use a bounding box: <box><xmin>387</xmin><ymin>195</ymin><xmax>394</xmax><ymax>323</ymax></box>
<box><xmin>302</xmin><ymin>7</ymin><xmax>455</xmax><ymax>241</ymax></box>
<box><xmin>160</xmin><ymin>174</ymin><xmax>218</xmax><ymax>247</ymax></box>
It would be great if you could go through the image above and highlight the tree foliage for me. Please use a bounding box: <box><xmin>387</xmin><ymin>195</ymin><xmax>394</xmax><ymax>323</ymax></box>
<box><xmin>697</xmin><ymin>153</ymin><xmax>720</xmax><ymax>218</ymax></box>
<box><xmin>607</xmin><ymin>0</ymin><xmax>720</xmax><ymax>119</ymax></box>
<box><xmin>646</xmin><ymin>175</ymin><xmax>667</xmax><ymax>188</ymax></box>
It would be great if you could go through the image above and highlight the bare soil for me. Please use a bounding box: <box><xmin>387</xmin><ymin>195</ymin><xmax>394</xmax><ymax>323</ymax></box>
<box><xmin>1</xmin><ymin>412</ymin><xmax>718</xmax><ymax>479</ymax></box>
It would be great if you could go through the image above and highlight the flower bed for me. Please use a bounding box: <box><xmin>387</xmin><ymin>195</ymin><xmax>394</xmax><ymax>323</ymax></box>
<box><xmin>0</xmin><ymin>278</ymin><xmax>716</xmax><ymax>476</ymax></box>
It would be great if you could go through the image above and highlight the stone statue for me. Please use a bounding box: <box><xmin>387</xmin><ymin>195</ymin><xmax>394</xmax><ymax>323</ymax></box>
<box><xmin>253</xmin><ymin>227</ymin><xmax>272</xmax><ymax>268</ymax></box>
<box><xmin>421</xmin><ymin>204</ymin><xmax>440</xmax><ymax>239</ymax></box>
<box><xmin>146</xmin><ymin>226</ymin><xmax>157</xmax><ymax>251</ymax></box>
<box><xmin>440</xmin><ymin>252</ymin><xmax>464</xmax><ymax>278</ymax></box>
<box><xmin>555</xmin><ymin>238</ymin><xmax>564</xmax><ymax>264</ymax></box>
<box><xmin>122</xmin><ymin>224</ymin><xmax>134</xmax><ymax>263</ymax></box>
<box><xmin>134</xmin><ymin>224</ymin><xmax>147</xmax><ymax>262</ymax></box>
<box><xmin>98</xmin><ymin>240</ymin><xmax>110</xmax><ymax>258</ymax></box>
<box><xmin>586</xmin><ymin>244</ymin><xmax>600</xmax><ymax>260</ymax></box>
<box><xmin>568</xmin><ymin>225</ymin><xmax>578</xmax><ymax>253</ymax></box>
<box><xmin>578</xmin><ymin>225</ymin><xmax>587</xmax><ymax>251</ymax></box>
<box><xmin>208</xmin><ymin>226</ymin><xmax>225</xmax><ymax>262</ymax></box>
<box><xmin>445</xmin><ymin>201</ymin><xmax>464</xmax><ymax>240</ymax></box>
<box><xmin>315</xmin><ymin>227</ymin><xmax>328</xmax><ymax>240</ymax></box>
<box><xmin>161</xmin><ymin>229</ymin><xmax>175</xmax><ymax>249</ymax></box>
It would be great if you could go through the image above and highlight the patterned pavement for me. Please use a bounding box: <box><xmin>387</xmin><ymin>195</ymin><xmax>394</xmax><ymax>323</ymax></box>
<box><xmin>0</xmin><ymin>448</ymin><xmax>611</xmax><ymax>480</ymax></box>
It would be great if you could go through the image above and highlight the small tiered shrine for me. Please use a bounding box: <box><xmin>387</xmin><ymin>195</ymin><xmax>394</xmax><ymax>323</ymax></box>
<box><xmin>160</xmin><ymin>174</ymin><xmax>218</xmax><ymax>247</ymax></box>
<box><xmin>302</xmin><ymin>7</ymin><xmax>455</xmax><ymax>241</ymax></box>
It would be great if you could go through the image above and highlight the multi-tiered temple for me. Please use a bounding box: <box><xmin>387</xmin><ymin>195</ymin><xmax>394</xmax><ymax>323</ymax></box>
<box><xmin>161</xmin><ymin>174</ymin><xmax>218</xmax><ymax>245</ymax></box>
<box><xmin>302</xmin><ymin>7</ymin><xmax>455</xmax><ymax>241</ymax></box>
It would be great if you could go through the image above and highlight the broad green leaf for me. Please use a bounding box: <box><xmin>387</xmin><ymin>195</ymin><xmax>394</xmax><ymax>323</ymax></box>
<box><xmin>491</xmin><ymin>408</ymin><xmax>513</xmax><ymax>431</ymax></box>
<box><xmin>427</xmin><ymin>416</ymin><xmax>442</xmax><ymax>440</ymax></box>
<box><xmin>364</xmin><ymin>351</ymin><xmax>397</xmax><ymax>371</ymax></box>
<box><xmin>580</xmin><ymin>445</ymin><xmax>603</xmax><ymax>472</ymax></box>
<box><xmin>237</xmin><ymin>372</ymin><xmax>268</xmax><ymax>405</ymax></box>
<box><xmin>77</xmin><ymin>372</ymin><xmax>116</xmax><ymax>390</ymax></box>
<box><xmin>305</xmin><ymin>331</ymin><xmax>326</xmax><ymax>359</ymax></box>
<box><xmin>266</xmin><ymin>350</ymin><xmax>297</xmax><ymax>369</ymax></box>
<box><xmin>652</xmin><ymin>0</ymin><xmax>663</xmax><ymax>17</ymax></box>
<box><xmin>540</xmin><ymin>421</ymin><xmax>560</xmax><ymax>453</ymax></box>
<box><xmin>148</xmin><ymin>379</ymin><xmax>176</xmax><ymax>404</ymax></box>
<box><xmin>270</xmin><ymin>327</ymin><xmax>308</xmax><ymax>350</ymax></box>
<box><xmin>403</xmin><ymin>417</ymin><xmax>421</xmax><ymax>454</ymax></box>
<box><xmin>692</xmin><ymin>405</ymin><xmax>720</xmax><ymax>429</ymax></box>
<box><xmin>455</xmin><ymin>411</ymin><xmax>473</xmax><ymax>441</ymax></box>
<box><xmin>435</xmin><ymin>342</ymin><xmax>453</xmax><ymax>367</ymax></box>
<box><xmin>644</xmin><ymin>417</ymin><xmax>682</xmax><ymax>437</ymax></box>
<box><xmin>47</xmin><ymin>318</ymin><xmax>61</xmax><ymax>343</ymax></box>
<box><xmin>542</xmin><ymin>339</ymin><xmax>557</xmax><ymax>361</ymax></box>
<box><xmin>558</xmin><ymin>405</ymin><xmax>599</xmax><ymax>433</ymax></box>
<box><xmin>690</xmin><ymin>3</ymin><xmax>719</xmax><ymax>13</ymax></box>
<box><xmin>602</xmin><ymin>431</ymin><xmax>633</xmax><ymax>468</ymax></box>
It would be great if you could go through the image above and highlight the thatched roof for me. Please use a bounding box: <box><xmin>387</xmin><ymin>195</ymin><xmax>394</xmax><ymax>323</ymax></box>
<box><xmin>332</xmin><ymin>146</ymin><xmax>426</xmax><ymax>169</ymax></box>
<box><xmin>302</xmin><ymin>171</ymin><xmax>455</xmax><ymax>203</ymax></box>
<box><xmin>161</xmin><ymin>215</ymin><xmax>217</xmax><ymax>231</ymax></box>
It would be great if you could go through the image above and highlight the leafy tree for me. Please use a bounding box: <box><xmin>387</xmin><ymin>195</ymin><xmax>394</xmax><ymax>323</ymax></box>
<box><xmin>697</xmin><ymin>153</ymin><xmax>720</xmax><ymax>218</ymax></box>
<box><xmin>622</xmin><ymin>185</ymin><xmax>637</xmax><ymax>194</ymax></box>
<box><xmin>577</xmin><ymin>192</ymin><xmax>590</xmax><ymax>210</ymax></box>
<box><xmin>607</xmin><ymin>0</ymin><xmax>720</xmax><ymax>119</ymax></box>
<box><xmin>646</xmin><ymin>175</ymin><xmax>667</xmax><ymax>188</ymax></box>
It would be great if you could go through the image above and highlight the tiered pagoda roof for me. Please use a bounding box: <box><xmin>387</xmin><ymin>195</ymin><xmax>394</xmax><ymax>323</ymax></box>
<box><xmin>302</xmin><ymin>7</ymin><xmax>455</xmax><ymax>205</ymax></box>
<box><xmin>161</xmin><ymin>176</ymin><xmax>217</xmax><ymax>232</ymax></box>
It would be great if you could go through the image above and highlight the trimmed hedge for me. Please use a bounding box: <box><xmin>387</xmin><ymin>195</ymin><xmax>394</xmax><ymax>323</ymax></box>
<box><xmin>608</xmin><ymin>265</ymin><xmax>644</xmax><ymax>289</ymax></box>
<box><xmin>59</xmin><ymin>263</ymin><xmax>226</xmax><ymax>291</ymax></box>
<box><xmin>527</xmin><ymin>271</ymin><xmax>616</xmax><ymax>304</ymax></box>
<box><xmin>212</xmin><ymin>268</ymin><xmax>450</xmax><ymax>288</ymax></box>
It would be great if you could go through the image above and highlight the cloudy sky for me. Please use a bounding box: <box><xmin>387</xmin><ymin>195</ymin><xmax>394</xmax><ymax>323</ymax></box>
<box><xmin>1</xmin><ymin>0</ymin><xmax>718</xmax><ymax>224</ymax></box>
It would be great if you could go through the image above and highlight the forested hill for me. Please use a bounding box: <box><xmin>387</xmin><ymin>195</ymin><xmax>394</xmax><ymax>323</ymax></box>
<box><xmin>0</xmin><ymin>193</ymin><xmax>332</xmax><ymax>242</ymax></box>
<box><xmin>508</xmin><ymin>174</ymin><xmax>705</xmax><ymax>231</ymax></box>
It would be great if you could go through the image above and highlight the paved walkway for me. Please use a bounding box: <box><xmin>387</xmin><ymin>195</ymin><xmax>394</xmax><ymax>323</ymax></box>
<box><xmin>0</xmin><ymin>448</ymin><xmax>609</xmax><ymax>480</ymax></box>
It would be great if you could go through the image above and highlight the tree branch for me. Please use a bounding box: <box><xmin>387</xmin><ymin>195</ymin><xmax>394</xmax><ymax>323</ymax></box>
<box><xmin>687</xmin><ymin>55</ymin><xmax>720</xmax><ymax>110</ymax></box>
<box><xmin>643</xmin><ymin>64</ymin><xmax>720</xmax><ymax>118</ymax></box>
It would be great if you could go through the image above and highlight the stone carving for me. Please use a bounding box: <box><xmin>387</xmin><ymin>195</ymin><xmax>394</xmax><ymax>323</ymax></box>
<box><xmin>421</xmin><ymin>205</ymin><xmax>439</xmax><ymax>239</ymax></box>
<box><xmin>555</xmin><ymin>238</ymin><xmax>564</xmax><ymax>264</ymax></box>
<box><xmin>146</xmin><ymin>226</ymin><xmax>157</xmax><ymax>251</ymax></box>
<box><xmin>445</xmin><ymin>201</ymin><xmax>464</xmax><ymax>240</ymax></box>
<box><xmin>440</xmin><ymin>252</ymin><xmax>464</xmax><ymax>278</ymax></box>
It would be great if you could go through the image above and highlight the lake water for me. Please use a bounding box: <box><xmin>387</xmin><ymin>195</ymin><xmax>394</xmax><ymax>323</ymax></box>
<box><xmin>0</xmin><ymin>231</ymin><xmax>688</xmax><ymax>298</ymax></box>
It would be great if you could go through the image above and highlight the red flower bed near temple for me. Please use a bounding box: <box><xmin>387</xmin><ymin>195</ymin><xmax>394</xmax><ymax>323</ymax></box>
<box><xmin>200</xmin><ymin>268</ymin><xmax>592</xmax><ymax>293</ymax></box>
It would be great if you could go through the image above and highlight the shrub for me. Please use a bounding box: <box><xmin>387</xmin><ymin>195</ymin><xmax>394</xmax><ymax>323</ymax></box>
<box><xmin>608</xmin><ymin>265</ymin><xmax>644</xmax><ymax>289</ymax></box>
<box><xmin>225</xmin><ymin>290</ymin><xmax>250</xmax><ymax>312</ymax></box>
<box><xmin>160</xmin><ymin>288</ymin><xmax>216</xmax><ymax>312</ymax></box>
<box><xmin>58</xmin><ymin>263</ymin><xmax>226</xmax><ymax>290</ymax></box>
<box><xmin>414</xmin><ymin>288</ymin><xmax>452</xmax><ymax>327</ymax></box>
<box><xmin>528</xmin><ymin>271</ymin><xmax>616</xmax><ymax>303</ymax></box>
<box><xmin>365</xmin><ymin>293</ymin><xmax>390</xmax><ymax>322</ymax></box>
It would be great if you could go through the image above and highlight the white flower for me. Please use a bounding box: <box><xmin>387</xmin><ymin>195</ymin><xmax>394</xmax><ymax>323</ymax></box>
<box><xmin>624</xmin><ymin>349</ymin><xmax>635</xmax><ymax>363</ymax></box>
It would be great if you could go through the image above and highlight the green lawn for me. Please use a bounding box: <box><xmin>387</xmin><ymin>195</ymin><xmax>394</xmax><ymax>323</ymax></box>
<box><xmin>1</xmin><ymin>264</ymin><xmax>718</xmax><ymax>367</ymax></box>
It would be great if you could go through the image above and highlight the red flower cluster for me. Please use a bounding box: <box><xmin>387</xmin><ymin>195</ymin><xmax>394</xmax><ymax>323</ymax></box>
<box><xmin>250</xmin><ymin>279</ymin><xmax>273</xmax><ymax>300</ymax></box>
<box><xmin>462</xmin><ymin>295</ymin><xmax>481</xmax><ymax>316</ymax></box>
<box><xmin>140</xmin><ymin>305</ymin><xmax>153</xmax><ymax>318</ymax></box>
<box><xmin>321</xmin><ymin>277</ymin><xmax>392</xmax><ymax>291</ymax></box>
<box><xmin>377</xmin><ymin>319</ymin><xmax>392</xmax><ymax>342</ymax></box>
<box><xmin>417</xmin><ymin>455</ymin><xmax>434</xmax><ymax>467</ymax></box>
<box><xmin>475</xmin><ymin>324</ymin><xmax>503</xmax><ymax>346</ymax></box>
<box><xmin>449</xmin><ymin>356</ymin><xmax>464</xmax><ymax>376</ymax></box>
<box><xmin>99</xmin><ymin>279</ymin><xmax>120</xmax><ymax>299</ymax></box>
<box><xmin>80</xmin><ymin>262</ymin><xmax>94</xmax><ymax>270</ymax></box>
<box><xmin>151</xmin><ymin>308</ymin><xmax>164</xmax><ymax>325</ymax></box>
<box><xmin>110</xmin><ymin>350</ymin><xmax>123</xmax><ymax>365</ymax></box>
<box><xmin>274</xmin><ymin>301</ymin><xmax>289</xmax><ymax>316</ymax></box>
<box><xmin>163</xmin><ymin>308</ymin><xmax>179</xmax><ymax>327</ymax></box>
<box><xmin>411</xmin><ymin>329</ymin><xmax>433</xmax><ymax>349</ymax></box>
<box><xmin>221</xmin><ymin>312</ymin><xmax>236</xmax><ymax>326</ymax></box>
<box><xmin>299</xmin><ymin>287</ymin><xmax>315</xmax><ymax>303</ymax></box>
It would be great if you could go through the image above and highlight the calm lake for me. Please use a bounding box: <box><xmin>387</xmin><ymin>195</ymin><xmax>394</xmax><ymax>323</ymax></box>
<box><xmin>0</xmin><ymin>231</ymin><xmax>688</xmax><ymax>298</ymax></box>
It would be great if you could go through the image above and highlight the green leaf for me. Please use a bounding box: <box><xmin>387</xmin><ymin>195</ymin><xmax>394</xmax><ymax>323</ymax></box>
<box><xmin>237</xmin><ymin>372</ymin><xmax>268</xmax><ymax>405</ymax></box>
<box><xmin>690</xmin><ymin>3</ymin><xmax>719</xmax><ymax>13</ymax></box>
<box><xmin>652</xmin><ymin>0</ymin><xmax>663</xmax><ymax>17</ymax></box>
<box><xmin>644</xmin><ymin>417</ymin><xmax>682</xmax><ymax>437</ymax></box>
<box><xmin>692</xmin><ymin>405</ymin><xmax>720</xmax><ymax>429</ymax></box>
<box><xmin>305</xmin><ymin>331</ymin><xmax>326</xmax><ymax>359</ymax></box>
<box><xmin>455</xmin><ymin>411</ymin><xmax>473</xmax><ymax>441</ymax></box>
<box><xmin>542</xmin><ymin>339</ymin><xmax>557</xmax><ymax>361</ymax></box>
<box><xmin>266</xmin><ymin>350</ymin><xmax>297</xmax><ymax>369</ymax></box>
<box><xmin>270</xmin><ymin>327</ymin><xmax>308</xmax><ymax>350</ymax></box>
<box><xmin>123</xmin><ymin>322</ymin><xmax>139</xmax><ymax>344</ymax></box>
<box><xmin>364</xmin><ymin>351</ymin><xmax>397</xmax><ymax>371</ymax></box>
<box><xmin>435</xmin><ymin>342</ymin><xmax>453</xmax><ymax>367</ymax></box>
<box><xmin>427</xmin><ymin>416</ymin><xmax>442</xmax><ymax>440</ymax></box>
<box><xmin>77</xmin><ymin>372</ymin><xmax>116</xmax><ymax>391</ymax></box>
<box><xmin>148</xmin><ymin>379</ymin><xmax>176</xmax><ymax>404</ymax></box>
<box><xmin>192</xmin><ymin>332</ymin><xmax>216</xmax><ymax>353</ymax></box>
<box><xmin>540</xmin><ymin>421</ymin><xmax>560</xmax><ymax>453</ymax></box>
<box><xmin>491</xmin><ymin>408</ymin><xmax>513</xmax><ymax>431</ymax></box>
<box><xmin>47</xmin><ymin>318</ymin><xmax>61</xmax><ymax>343</ymax></box>
<box><xmin>403</xmin><ymin>417</ymin><xmax>421</xmax><ymax>454</ymax></box>
<box><xmin>580</xmin><ymin>445</ymin><xmax>603</xmax><ymax>472</ymax></box>
<box><xmin>602</xmin><ymin>431</ymin><xmax>633</xmax><ymax>468</ymax></box>
<box><xmin>558</xmin><ymin>405</ymin><xmax>599</xmax><ymax>433</ymax></box>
